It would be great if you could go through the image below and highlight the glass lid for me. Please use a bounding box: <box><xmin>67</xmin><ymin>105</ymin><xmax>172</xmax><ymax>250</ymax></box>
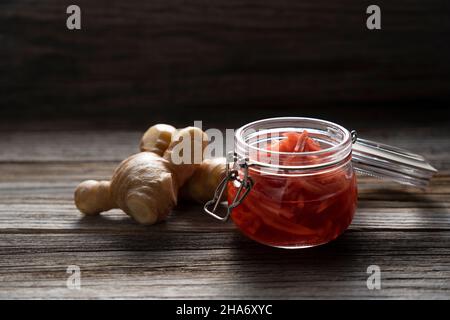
<box><xmin>351</xmin><ymin>132</ymin><xmax>437</xmax><ymax>188</ymax></box>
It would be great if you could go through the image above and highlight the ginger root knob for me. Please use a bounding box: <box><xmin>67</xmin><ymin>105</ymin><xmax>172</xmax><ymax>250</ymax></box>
<box><xmin>110</xmin><ymin>152</ymin><xmax>177</xmax><ymax>224</ymax></box>
<box><xmin>163</xmin><ymin>126</ymin><xmax>209</xmax><ymax>186</ymax></box>
<box><xmin>180</xmin><ymin>157</ymin><xmax>227</xmax><ymax>203</ymax></box>
<box><xmin>74</xmin><ymin>180</ymin><xmax>116</xmax><ymax>215</ymax></box>
<box><xmin>140</xmin><ymin>124</ymin><xmax>176</xmax><ymax>156</ymax></box>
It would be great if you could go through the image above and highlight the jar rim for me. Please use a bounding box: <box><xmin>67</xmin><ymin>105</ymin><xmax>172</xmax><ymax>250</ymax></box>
<box><xmin>235</xmin><ymin>117</ymin><xmax>352</xmax><ymax>170</ymax></box>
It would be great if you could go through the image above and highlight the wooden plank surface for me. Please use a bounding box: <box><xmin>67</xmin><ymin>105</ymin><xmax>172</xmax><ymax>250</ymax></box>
<box><xmin>0</xmin><ymin>124</ymin><xmax>449</xmax><ymax>299</ymax></box>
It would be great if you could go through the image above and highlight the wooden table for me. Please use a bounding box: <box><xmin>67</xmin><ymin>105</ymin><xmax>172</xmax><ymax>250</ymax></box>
<box><xmin>0</xmin><ymin>123</ymin><xmax>449</xmax><ymax>299</ymax></box>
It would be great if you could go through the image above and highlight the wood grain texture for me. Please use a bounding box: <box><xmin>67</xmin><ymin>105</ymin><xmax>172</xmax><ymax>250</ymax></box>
<box><xmin>0</xmin><ymin>124</ymin><xmax>449</xmax><ymax>299</ymax></box>
<box><xmin>1</xmin><ymin>0</ymin><xmax>450</xmax><ymax>125</ymax></box>
<box><xmin>0</xmin><ymin>232</ymin><xmax>449</xmax><ymax>299</ymax></box>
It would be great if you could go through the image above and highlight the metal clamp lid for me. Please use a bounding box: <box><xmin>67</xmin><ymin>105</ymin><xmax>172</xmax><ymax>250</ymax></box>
<box><xmin>203</xmin><ymin>152</ymin><xmax>253</xmax><ymax>222</ymax></box>
<box><xmin>351</xmin><ymin>130</ymin><xmax>438</xmax><ymax>188</ymax></box>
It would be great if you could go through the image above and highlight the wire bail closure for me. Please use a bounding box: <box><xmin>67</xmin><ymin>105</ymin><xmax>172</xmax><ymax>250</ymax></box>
<box><xmin>351</xmin><ymin>130</ymin><xmax>358</xmax><ymax>144</ymax></box>
<box><xmin>203</xmin><ymin>152</ymin><xmax>254</xmax><ymax>222</ymax></box>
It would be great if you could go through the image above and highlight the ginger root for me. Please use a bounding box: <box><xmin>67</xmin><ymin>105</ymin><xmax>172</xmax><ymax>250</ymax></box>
<box><xmin>74</xmin><ymin>180</ymin><xmax>115</xmax><ymax>215</ymax></box>
<box><xmin>75</xmin><ymin>127</ymin><xmax>207</xmax><ymax>224</ymax></box>
<box><xmin>140</xmin><ymin>124</ymin><xmax>176</xmax><ymax>156</ymax></box>
<box><xmin>180</xmin><ymin>157</ymin><xmax>227</xmax><ymax>203</ymax></box>
<box><xmin>139</xmin><ymin>125</ymin><xmax>226</xmax><ymax>204</ymax></box>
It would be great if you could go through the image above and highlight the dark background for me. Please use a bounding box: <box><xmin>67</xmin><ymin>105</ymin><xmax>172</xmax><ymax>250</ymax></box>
<box><xmin>1</xmin><ymin>0</ymin><xmax>449</xmax><ymax>130</ymax></box>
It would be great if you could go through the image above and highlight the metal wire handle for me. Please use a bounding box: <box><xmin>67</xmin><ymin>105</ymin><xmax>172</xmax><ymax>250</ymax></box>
<box><xmin>203</xmin><ymin>152</ymin><xmax>254</xmax><ymax>222</ymax></box>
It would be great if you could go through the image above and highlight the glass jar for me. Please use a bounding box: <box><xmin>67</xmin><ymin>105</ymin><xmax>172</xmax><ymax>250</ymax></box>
<box><xmin>230</xmin><ymin>117</ymin><xmax>356</xmax><ymax>248</ymax></box>
<box><xmin>205</xmin><ymin>117</ymin><xmax>437</xmax><ymax>249</ymax></box>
